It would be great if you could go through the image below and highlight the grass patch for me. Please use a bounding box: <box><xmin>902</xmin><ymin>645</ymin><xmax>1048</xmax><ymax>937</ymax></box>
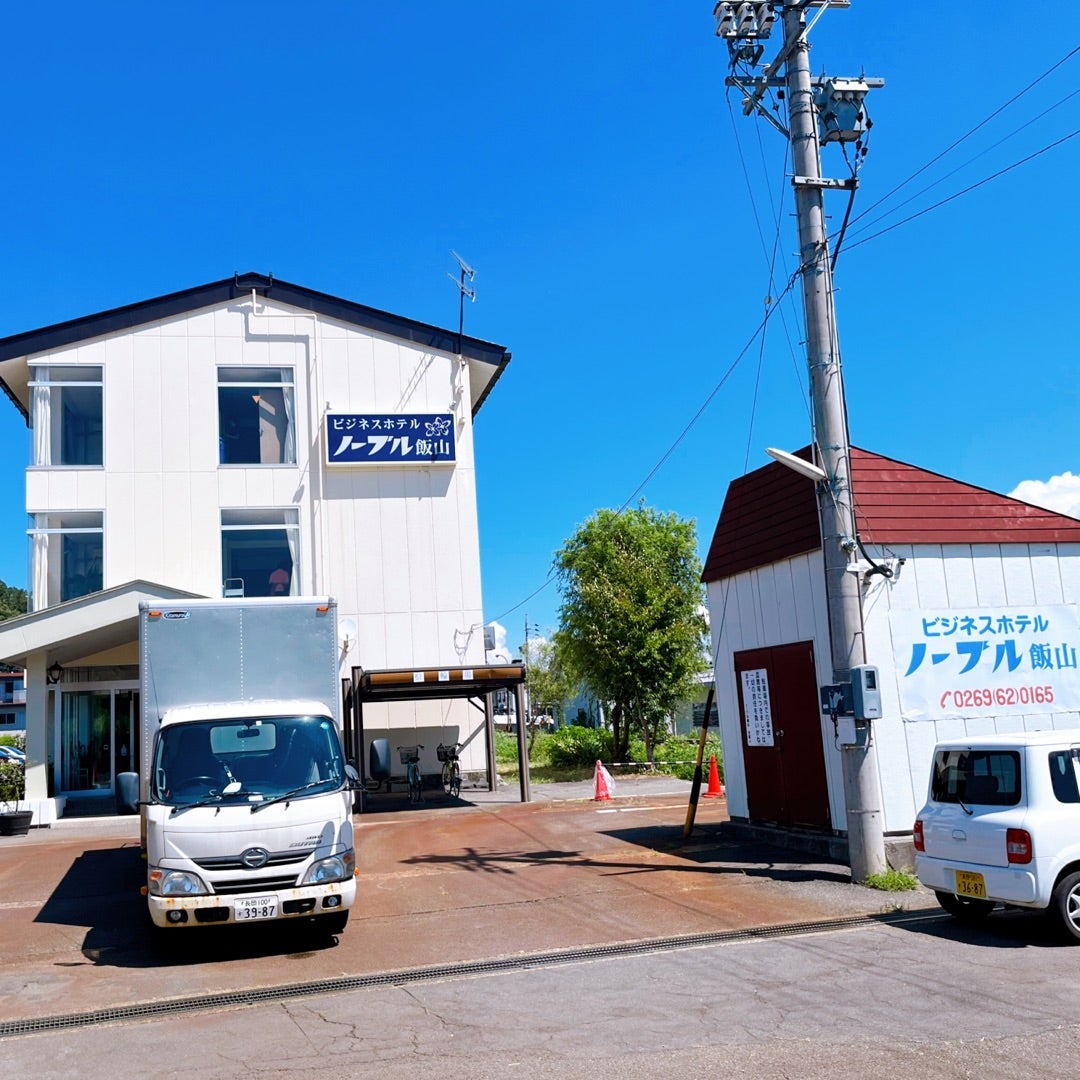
<box><xmin>862</xmin><ymin>869</ymin><xmax>919</xmax><ymax>891</ymax></box>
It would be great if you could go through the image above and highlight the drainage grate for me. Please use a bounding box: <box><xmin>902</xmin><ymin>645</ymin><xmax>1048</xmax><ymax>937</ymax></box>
<box><xmin>0</xmin><ymin>909</ymin><xmax>942</xmax><ymax>1039</ymax></box>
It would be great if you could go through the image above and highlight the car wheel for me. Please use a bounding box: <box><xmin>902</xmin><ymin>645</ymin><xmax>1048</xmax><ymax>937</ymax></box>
<box><xmin>934</xmin><ymin>890</ymin><xmax>995</xmax><ymax>921</ymax></box>
<box><xmin>1050</xmin><ymin>871</ymin><xmax>1080</xmax><ymax>943</ymax></box>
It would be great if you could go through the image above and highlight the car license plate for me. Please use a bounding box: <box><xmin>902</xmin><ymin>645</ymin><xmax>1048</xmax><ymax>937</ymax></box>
<box><xmin>954</xmin><ymin>870</ymin><xmax>986</xmax><ymax>898</ymax></box>
<box><xmin>234</xmin><ymin>895</ymin><xmax>277</xmax><ymax>921</ymax></box>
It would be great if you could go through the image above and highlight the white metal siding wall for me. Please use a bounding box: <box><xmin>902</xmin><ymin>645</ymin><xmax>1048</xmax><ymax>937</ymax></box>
<box><xmin>706</xmin><ymin>550</ymin><xmax>841</xmax><ymax>827</ymax></box>
<box><xmin>869</xmin><ymin>541</ymin><xmax>1080</xmax><ymax>834</ymax></box>
<box><xmin>709</xmin><ymin>541</ymin><xmax>1080</xmax><ymax>838</ymax></box>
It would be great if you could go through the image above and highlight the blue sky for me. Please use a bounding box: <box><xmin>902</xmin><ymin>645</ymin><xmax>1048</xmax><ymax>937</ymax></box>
<box><xmin>0</xmin><ymin>4</ymin><xmax>1078</xmax><ymax>650</ymax></box>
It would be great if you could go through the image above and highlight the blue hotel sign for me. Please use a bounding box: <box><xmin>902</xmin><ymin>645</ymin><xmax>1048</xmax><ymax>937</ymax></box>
<box><xmin>326</xmin><ymin>413</ymin><xmax>456</xmax><ymax>465</ymax></box>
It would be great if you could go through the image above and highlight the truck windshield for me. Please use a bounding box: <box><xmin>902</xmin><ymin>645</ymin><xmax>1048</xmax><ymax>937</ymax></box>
<box><xmin>151</xmin><ymin>715</ymin><xmax>345</xmax><ymax>806</ymax></box>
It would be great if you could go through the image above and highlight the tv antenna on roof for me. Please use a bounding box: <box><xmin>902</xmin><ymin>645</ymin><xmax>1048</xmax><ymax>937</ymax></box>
<box><xmin>447</xmin><ymin>250</ymin><xmax>476</xmax><ymax>354</ymax></box>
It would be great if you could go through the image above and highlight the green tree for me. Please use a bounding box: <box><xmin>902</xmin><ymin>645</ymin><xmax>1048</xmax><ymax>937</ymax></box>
<box><xmin>0</xmin><ymin>580</ymin><xmax>27</xmax><ymax>623</ymax></box>
<box><xmin>553</xmin><ymin>504</ymin><xmax>708</xmax><ymax>763</ymax></box>
<box><xmin>521</xmin><ymin>635</ymin><xmax>576</xmax><ymax>752</ymax></box>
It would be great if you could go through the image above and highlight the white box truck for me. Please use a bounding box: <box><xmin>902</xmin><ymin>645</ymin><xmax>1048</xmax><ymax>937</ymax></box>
<box><xmin>138</xmin><ymin>596</ymin><xmax>357</xmax><ymax>934</ymax></box>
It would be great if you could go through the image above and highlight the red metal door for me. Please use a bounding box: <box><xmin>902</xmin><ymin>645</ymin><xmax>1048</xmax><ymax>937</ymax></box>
<box><xmin>734</xmin><ymin>641</ymin><xmax>831</xmax><ymax>830</ymax></box>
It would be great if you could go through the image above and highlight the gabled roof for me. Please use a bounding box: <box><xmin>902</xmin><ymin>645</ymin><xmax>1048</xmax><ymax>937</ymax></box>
<box><xmin>702</xmin><ymin>446</ymin><xmax>1080</xmax><ymax>584</ymax></box>
<box><xmin>0</xmin><ymin>272</ymin><xmax>511</xmax><ymax>420</ymax></box>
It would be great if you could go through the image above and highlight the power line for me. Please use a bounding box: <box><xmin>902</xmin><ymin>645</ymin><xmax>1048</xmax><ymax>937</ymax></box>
<box><xmin>844</xmin><ymin>127</ymin><xmax>1080</xmax><ymax>254</ymax></box>
<box><xmin>850</xmin><ymin>44</ymin><xmax>1080</xmax><ymax>229</ymax></box>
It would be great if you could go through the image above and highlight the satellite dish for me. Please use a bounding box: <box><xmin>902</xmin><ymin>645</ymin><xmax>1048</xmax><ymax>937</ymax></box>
<box><xmin>766</xmin><ymin>447</ymin><xmax>828</xmax><ymax>482</ymax></box>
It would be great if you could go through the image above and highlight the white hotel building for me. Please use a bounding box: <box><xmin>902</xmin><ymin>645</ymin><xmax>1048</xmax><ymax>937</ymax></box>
<box><xmin>0</xmin><ymin>273</ymin><xmax>512</xmax><ymax>818</ymax></box>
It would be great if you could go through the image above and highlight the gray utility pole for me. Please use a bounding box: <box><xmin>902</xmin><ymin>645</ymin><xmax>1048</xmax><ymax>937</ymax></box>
<box><xmin>718</xmin><ymin>1</ymin><xmax>886</xmax><ymax>879</ymax></box>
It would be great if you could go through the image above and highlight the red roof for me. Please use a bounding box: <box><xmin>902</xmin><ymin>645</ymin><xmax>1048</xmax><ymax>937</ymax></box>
<box><xmin>702</xmin><ymin>446</ymin><xmax>1080</xmax><ymax>583</ymax></box>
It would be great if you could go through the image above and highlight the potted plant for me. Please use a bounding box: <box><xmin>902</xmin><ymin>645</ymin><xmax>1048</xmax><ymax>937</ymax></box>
<box><xmin>0</xmin><ymin>736</ymin><xmax>32</xmax><ymax>836</ymax></box>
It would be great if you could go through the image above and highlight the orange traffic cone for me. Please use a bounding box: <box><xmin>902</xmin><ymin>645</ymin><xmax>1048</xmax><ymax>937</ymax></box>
<box><xmin>703</xmin><ymin>755</ymin><xmax>725</xmax><ymax>798</ymax></box>
<box><xmin>594</xmin><ymin>759</ymin><xmax>615</xmax><ymax>802</ymax></box>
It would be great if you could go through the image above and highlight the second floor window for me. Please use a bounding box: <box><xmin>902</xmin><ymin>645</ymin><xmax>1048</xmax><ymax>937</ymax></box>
<box><xmin>29</xmin><ymin>366</ymin><xmax>103</xmax><ymax>467</ymax></box>
<box><xmin>221</xmin><ymin>508</ymin><xmax>299</xmax><ymax>599</ymax></box>
<box><xmin>28</xmin><ymin>511</ymin><xmax>104</xmax><ymax>610</ymax></box>
<box><xmin>218</xmin><ymin>368</ymin><xmax>296</xmax><ymax>465</ymax></box>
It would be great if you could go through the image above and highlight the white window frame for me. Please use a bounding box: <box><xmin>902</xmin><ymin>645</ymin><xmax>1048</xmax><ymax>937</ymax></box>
<box><xmin>220</xmin><ymin>508</ymin><xmax>300</xmax><ymax>598</ymax></box>
<box><xmin>217</xmin><ymin>367</ymin><xmax>297</xmax><ymax>466</ymax></box>
<box><xmin>28</xmin><ymin>365</ymin><xmax>104</xmax><ymax>468</ymax></box>
<box><xmin>27</xmin><ymin>511</ymin><xmax>104</xmax><ymax>612</ymax></box>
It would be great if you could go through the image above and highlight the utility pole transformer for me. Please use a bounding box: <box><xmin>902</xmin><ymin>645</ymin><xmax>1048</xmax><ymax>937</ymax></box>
<box><xmin>717</xmin><ymin>1</ymin><xmax>887</xmax><ymax>880</ymax></box>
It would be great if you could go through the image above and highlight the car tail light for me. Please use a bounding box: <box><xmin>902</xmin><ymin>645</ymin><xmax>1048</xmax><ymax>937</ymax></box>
<box><xmin>913</xmin><ymin>819</ymin><xmax>925</xmax><ymax>852</ymax></box>
<box><xmin>1006</xmin><ymin>828</ymin><xmax>1032</xmax><ymax>864</ymax></box>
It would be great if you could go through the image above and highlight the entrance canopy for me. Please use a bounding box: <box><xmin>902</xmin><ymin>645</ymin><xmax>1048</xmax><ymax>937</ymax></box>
<box><xmin>0</xmin><ymin>580</ymin><xmax>203</xmax><ymax>670</ymax></box>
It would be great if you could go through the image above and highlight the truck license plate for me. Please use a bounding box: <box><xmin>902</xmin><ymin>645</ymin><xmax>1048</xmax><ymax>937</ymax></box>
<box><xmin>954</xmin><ymin>870</ymin><xmax>986</xmax><ymax>898</ymax></box>
<box><xmin>234</xmin><ymin>895</ymin><xmax>278</xmax><ymax>921</ymax></box>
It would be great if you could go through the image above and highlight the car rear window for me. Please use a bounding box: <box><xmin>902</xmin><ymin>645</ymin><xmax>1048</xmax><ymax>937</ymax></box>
<box><xmin>1048</xmin><ymin>749</ymin><xmax>1080</xmax><ymax>803</ymax></box>
<box><xmin>930</xmin><ymin>750</ymin><xmax>1021</xmax><ymax>806</ymax></box>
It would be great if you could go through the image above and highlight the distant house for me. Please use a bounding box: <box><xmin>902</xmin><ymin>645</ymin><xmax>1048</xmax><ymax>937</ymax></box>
<box><xmin>702</xmin><ymin>446</ymin><xmax>1080</xmax><ymax>856</ymax></box>
<box><xmin>0</xmin><ymin>670</ymin><xmax>26</xmax><ymax>732</ymax></box>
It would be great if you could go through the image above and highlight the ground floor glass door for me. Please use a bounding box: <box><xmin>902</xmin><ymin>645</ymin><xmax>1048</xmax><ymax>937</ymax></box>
<box><xmin>59</xmin><ymin>687</ymin><xmax>140</xmax><ymax>795</ymax></box>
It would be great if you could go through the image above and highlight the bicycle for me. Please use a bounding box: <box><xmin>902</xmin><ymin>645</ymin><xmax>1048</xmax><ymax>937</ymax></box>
<box><xmin>397</xmin><ymin>745</ymin><xmax>424</xmax><ymax>804</ymax></box>
<box><xmin>437</xmin><ymin>742</ymin><xmax>461</xmax><ymax>798</ymax></box>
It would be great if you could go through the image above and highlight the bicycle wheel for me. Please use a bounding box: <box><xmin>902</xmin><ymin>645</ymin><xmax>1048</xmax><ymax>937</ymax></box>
<box><xmin>409</xmin><ymin>766</ymin><xmax>423</xmax><ymax>803</ymax></box>
<box><xmin>449</xmin><ymin>761</ymin><xmax>461</xmax><ymax>798</ymax></box>
<box><xmin>442</xmin><ymin>760</ymin><xmax>454</xmax><ymax>795</ymax></box>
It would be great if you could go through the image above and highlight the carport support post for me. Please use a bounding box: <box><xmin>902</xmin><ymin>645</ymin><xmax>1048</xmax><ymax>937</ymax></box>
<box><xmin>514</xmin><ymin>681</ymin><xmax>531</xmax><ymax>802</ymax></box>
<box><xmin>783</xmin><ymin>2</ymin><xmax>886</xmax><ymax>880</ymax></box>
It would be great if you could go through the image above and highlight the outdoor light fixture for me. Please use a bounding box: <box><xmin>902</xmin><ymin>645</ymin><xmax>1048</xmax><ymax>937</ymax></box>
<box><xmin>766</xmin><ymin>447</ymin><xmax>828</xmax><ymax>482</ymax></box>
<box><xmin>46</xmin><ymin>661</ymin><xmax>63</xmax><ymax>685</ymax></box>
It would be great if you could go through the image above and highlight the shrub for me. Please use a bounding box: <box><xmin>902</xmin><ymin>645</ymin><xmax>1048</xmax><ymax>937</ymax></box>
<box><xmin>652</xmin><ymin>734</ymin><xmax>723</xmax><ymax>781</ymax></box>
<box><xmin>494</xmin><ymin>731</ymin><xmax>519</xmax><ymax>763</ymax></box>
<box><xmin>0</xmin><ymin>758</ymin><xmax>24</xmax><ymax>808</ymax></box>
<box><xmin>547</xmin><ymin>725</ymin><xmax>612</xmax><ymax>769</ymax></box>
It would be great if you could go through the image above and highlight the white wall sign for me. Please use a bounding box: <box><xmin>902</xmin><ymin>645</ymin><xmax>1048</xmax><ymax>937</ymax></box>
<box><xmin>741</xmin><ymin>668</ymin><xmax>774</xmax><ymax>747</ymax></box>
<box><xmin>890</xmin><ymin>604</ymin><xmax>1080</xmax><ymax>721</ymax></box>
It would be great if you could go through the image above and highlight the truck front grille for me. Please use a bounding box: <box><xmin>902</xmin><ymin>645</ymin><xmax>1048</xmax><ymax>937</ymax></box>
<box><xmin>194</xmin><ymin>848</ymin><xmax>313</xmax><ymax>872</ymax></box>
<box><xmin>214</xmin><ymin>874</ymin><xmax>301</xmax><ymax>894</ymax></box>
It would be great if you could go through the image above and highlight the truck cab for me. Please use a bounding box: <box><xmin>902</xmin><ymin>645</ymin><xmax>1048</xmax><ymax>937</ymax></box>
<box><xmin>145</xmin><ymin>701</ymin><xmax>355</xmax><ymax>932</ymax></box>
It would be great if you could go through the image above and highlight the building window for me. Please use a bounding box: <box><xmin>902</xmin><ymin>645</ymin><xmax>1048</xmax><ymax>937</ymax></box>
<box><xmin>220</xmin><ymin>509</ymin><xmax>299</xmax><ymax>598</ymax></box>
<box><xmin>0</xmin><ymin>712</ymin><xmax>15</xmax><ymax>726</ymax></box>
<box><xmin>29</xmin><ymin>366</ymin><xmax>103</xmax><ymax>467</ymax></box>
<box><xmin>218</xmin><ymin>368</ymin><xmax>296</xmax><ymax>465</ymax></box>
<box><xmin>28</xmin><ymin>512</ymin><xmax>104</xmax><ymax>610</ymax></box>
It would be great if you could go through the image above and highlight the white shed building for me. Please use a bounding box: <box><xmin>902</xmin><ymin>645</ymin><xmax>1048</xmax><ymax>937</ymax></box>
<box><xmin>702</xmin><ymin>446</ymin><xmax>1080</xmax><ymax>859</ymax></box>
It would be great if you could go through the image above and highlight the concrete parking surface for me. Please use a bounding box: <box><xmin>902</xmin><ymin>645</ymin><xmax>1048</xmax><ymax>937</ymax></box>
<box><xmin>0</xmin><ymin>775</ymin><xmax>936</xmax><ymax>1027</ymax></box>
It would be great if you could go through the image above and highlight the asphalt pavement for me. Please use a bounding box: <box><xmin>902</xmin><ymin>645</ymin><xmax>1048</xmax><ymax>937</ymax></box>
<box><xmin>0</xmin><ymin>774</ymin><xmax>938</xmax><ymax>1028</ymax></box>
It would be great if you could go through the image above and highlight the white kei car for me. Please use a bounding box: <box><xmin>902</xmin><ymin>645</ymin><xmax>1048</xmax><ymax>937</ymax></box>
<box><xmin>914</xmin><ymin>729</ymin><xmax>1080</xmax><ymax>941</ymax></box>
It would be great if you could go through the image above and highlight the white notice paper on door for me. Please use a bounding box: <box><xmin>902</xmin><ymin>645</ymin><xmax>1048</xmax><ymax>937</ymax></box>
<box><xmin>741</xmin><ymin>668</ymin><xmax>775</xmax><ymax>747</ymax></box>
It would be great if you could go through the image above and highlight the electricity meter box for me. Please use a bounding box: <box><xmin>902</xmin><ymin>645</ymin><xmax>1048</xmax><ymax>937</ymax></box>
<box><xmin>851</xmin><ymin>664</ymin><xmax>882</xmax><ymax>720</ymax></box>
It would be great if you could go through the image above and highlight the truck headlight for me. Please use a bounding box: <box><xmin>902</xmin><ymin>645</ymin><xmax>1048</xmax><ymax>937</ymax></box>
<box><xmin>301</xmin><ymin>850</ymin><xmax>355</xmax><ymax>886</ymax></box>
<box><xmin>149</xmin><ymin>868</ymin><xmax>209</xmax><ymax>896</ymax></box>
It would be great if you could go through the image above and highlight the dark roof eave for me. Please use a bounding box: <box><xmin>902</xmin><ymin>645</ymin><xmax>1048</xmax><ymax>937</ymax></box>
<box><xmin>0</xmin><ymin>273</ymin><xmax>512</xmax><ymax>418</ymax></box>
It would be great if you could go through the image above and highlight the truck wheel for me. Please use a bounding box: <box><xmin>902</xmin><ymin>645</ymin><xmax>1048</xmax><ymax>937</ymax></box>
<box><xmin>934</xmin><ymin>890</ymin><xmax>995</xmax><ymax>921</ymax></box>
<box><xmin>1050</xmin><ymin>872</ymin><xmax>1080</xmax><ymax>943</ymax></box>
<box><xmin>320</xmin><ymin>911</ymin><xmax>349</xmax><ymax>936</ymax></box>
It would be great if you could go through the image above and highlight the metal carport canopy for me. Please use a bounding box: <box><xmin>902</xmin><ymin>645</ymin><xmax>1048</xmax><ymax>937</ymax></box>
<box><xmin>349</xmin><ymin>663</ymin><xmax>530</xmax><ymax>802</ymax></box>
